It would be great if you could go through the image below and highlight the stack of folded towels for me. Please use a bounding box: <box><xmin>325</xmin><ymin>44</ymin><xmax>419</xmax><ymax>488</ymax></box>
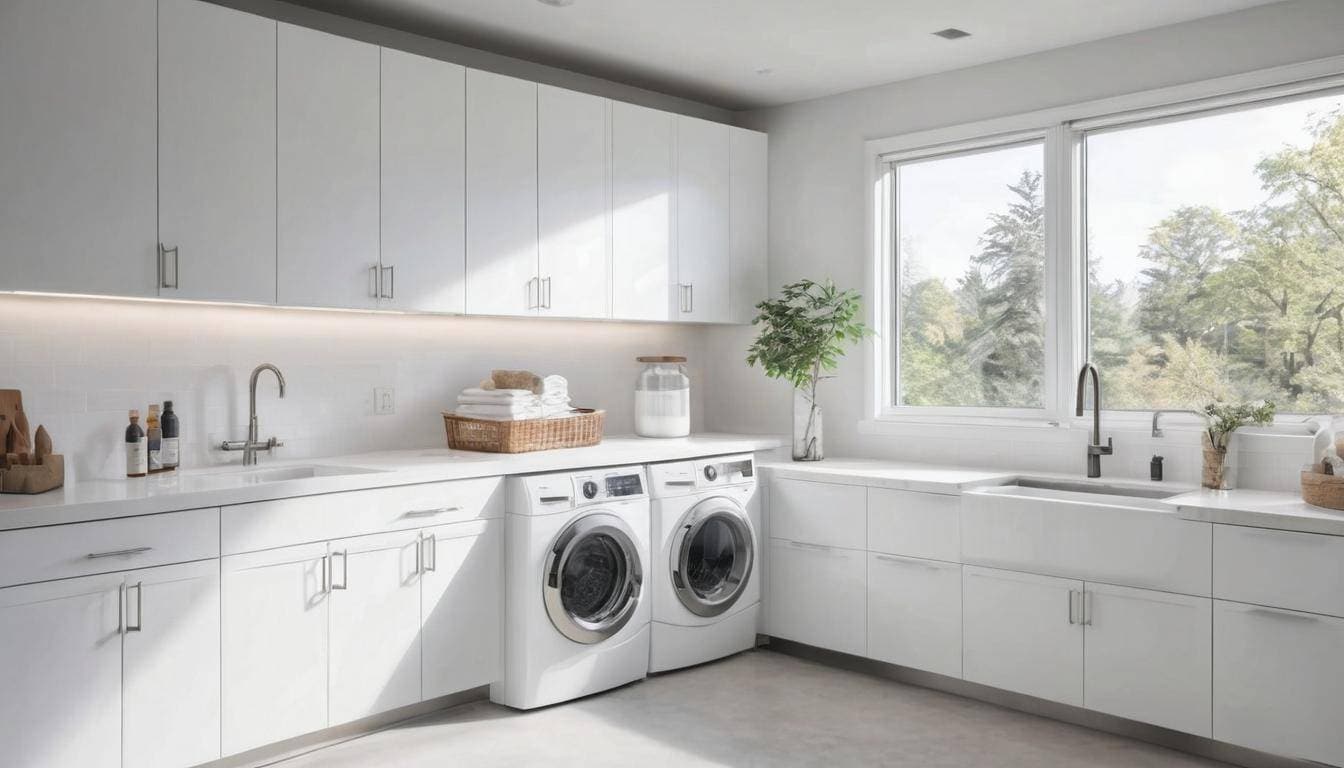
<box><xmin>455</xmin><ymin>370</ymin><xmax>573</xmax><ymax>421</ymax></box>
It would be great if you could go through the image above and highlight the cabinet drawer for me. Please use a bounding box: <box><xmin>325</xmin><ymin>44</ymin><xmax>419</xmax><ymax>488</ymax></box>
<box><xmin>0</xmin><ymin>507</ymin><xmax>220</xmax><ymax>588</ymax></box>
<box><xmin>1214</xmin><ymin>600</ymin><xmax>1344</xmax><ymax>767</ymax></box>
<box><xmin>867</xmin><ymin>553</ymin><xmax>960</xmax><ymax>678</ymax></box>
<box><xmin>766</xmin><ymin>538</ymin><xmax>866</xmax><ymax>656</ymax></box>
<box><xmin>222</xmin><ymin>476</ymin><xmax>504</xmax><ymax>555</ymax></box>
<box><xmin>1213</xmin><ymin>525</ymin><xmax>1344</xmax><ymax>617</ymax></box>
<box><xmin>769</xmin><ymin>478</ymin><xmax>866</xmax><ymax>550</ymax></box>
<box><xmin>867</xmin><ymin>488</ymin><xmax>959</xmax><ymax>562</ymax></box>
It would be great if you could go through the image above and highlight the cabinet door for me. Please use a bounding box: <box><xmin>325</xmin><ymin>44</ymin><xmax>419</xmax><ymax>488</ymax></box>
<box><xmin>0</xmin><ymin>573</ymin><xmax>123</xmax><ymax>768</ymax></box>
<box><xmin>867</xmin><ymin>553</ymin><xmax>961</xmax><ymax>678</ymax></box>
<box><xmin>221</xmin><ymin>543</ymin><xmax>329</xmax><ymax>756</ymax></box>
<box><xmin>123</xmin><ymin>559</ymin><xmax>222</xmax><ymax>768</ymax></box>
<box><xmin>0</xmin><ymin>0</ymin><xmax>157</xmax><ymax>297</ymax></box>
<box><xmin>765</xmin><ymin>539</ymin><xmax>866</xmax><ymax>656</ymax></box>
<box><xmin>158</xmin><ymin>0</ymin><xmax>277</xmax><ymax>304</ymax></box>
<box><xmin>769</xmin><ymin>478</ymin><xmax>867</xmax><ymax>550</ymax></box>
<box><xmin>465</xmin><ymin>69</ymin><xmax>539</xmax><ymax>317</ymax></box>
<box><xmin>730</xmin><ymin>127</ymin><xmax>768</xmax><ymax>324</ymax></box>
<box><xmin>538</xmin><ymin>85</ymin><xmax>611</xmax><ymax>319</ymax></box>
<box><xmin>963</xmin><ymin>566</ymin><xmax>1083</xmax><ymax>706</ymax></box>
<box><xmin>276</xmin><ymin>23</ymin><xmax>381</xmax><ymax>309</ymax></box>
<box><xmin>1084</xmin><ymin>583</ymin><xmax>1210</xmax><ymax>737</ymax></box>
<box><xmin>675</xmin><ymin>116</ymin><xmax>731</xmax><ymax>323</ymax></box>
<box><xmin>421</xmin><ymin>519</ymin><xmax>503</xmax><ymax>699</ymax></box>
<box><xmin>1214</xmin><ymin>600</ymin><xmax>1344</xmax><ymax>767</ymax></box>
<box><xmin>611</xmin><ymin>102</ymin><xmax>675</xmax><ymax>321</ymax></box>
<box><xmin>328</xmin><ymin>531</ymin><xmax>424</xmax><ymax>725</ymax></box>
<box><xmin>380</xmin><ymin>48</ymin><xmax>466</xmax><ymax>313</ymax></box>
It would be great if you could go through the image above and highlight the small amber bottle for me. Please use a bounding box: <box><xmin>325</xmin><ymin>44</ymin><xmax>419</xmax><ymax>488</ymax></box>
<box><xmin>125</xmin><ymin>410</ymin><xmax>147</xmax><ymax>478</ymax></box>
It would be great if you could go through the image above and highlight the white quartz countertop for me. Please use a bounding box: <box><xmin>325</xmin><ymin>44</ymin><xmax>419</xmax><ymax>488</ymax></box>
<box><xmin>0</xmin><ymin>433</ymin><xmax>783</xmax><ymax>531</ymax></box>
<box><xmin>761</xmin><ymin>456</ymin><xmax>1344</xmax><ymax>536</ymax></box>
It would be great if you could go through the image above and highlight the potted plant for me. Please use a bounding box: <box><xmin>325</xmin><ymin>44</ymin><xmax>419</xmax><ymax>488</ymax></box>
<box><xmin>1202</xmin><ymin>401</ymin><xmax>1275</xmax><ymax>489</ymax></box>
<box><xmin>747</xmin><ymin>279</ymin><xmax>870</xmax><ymax>461</ymax></box>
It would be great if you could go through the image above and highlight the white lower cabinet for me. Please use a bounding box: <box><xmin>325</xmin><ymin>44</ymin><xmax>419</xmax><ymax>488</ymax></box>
<box><xmin>123</xmin><ymin>560</ymin><xmax>222</xmax><ymax>768</ymax></box>
<box><xmin>328</xmin><ymin>530</ymin><xmax>424</xmax><ymax>725</ymax></box>
<box><xmin>1083</xmin><ymin>583</ymin><xmax>1210</xmax><ymax>737</ymax></box>
<box><xmin>0</xmin><ymin>573</ymin><xmax>124</xmax><ymax>768</ymax></box>
<box><xmin>866</xmin><ymin>553</ymin><xmax>961</xmax><ymax>678</ymax></box>
<box><xmin>222</xmin><ymin>542</ymin><xmax>330</xmax><ymax>756</ymax></box>
<box><xmin>766</xmin><ymin>539</ymin><xmax>866</xmax><ymax>657</ymax></box>
<box><xmin>1214</xmin><ymin>600</ymin><xmax>1344</xmax><ymax>766</ymax></box>
<box><xmin>963</xmin><ymin>566</ymin><xmax>1084</xmax><ymax>706</ymax></box>
<box><xmin>422</xmin><ymin>519</ymin><xmax>502</xmax><ymax>699</ymax></box>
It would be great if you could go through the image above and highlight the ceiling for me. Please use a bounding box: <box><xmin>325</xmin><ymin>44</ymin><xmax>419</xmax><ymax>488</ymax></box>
<box><xmin>286</xmin><ymin>0</ymin><xmax>1285</xmax><ymax>110</ymax></box>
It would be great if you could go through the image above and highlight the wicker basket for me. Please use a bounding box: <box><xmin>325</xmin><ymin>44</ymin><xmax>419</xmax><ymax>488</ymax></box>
<box><xmin>1300</xmin><ymin>470</ymin><xmax>1344</xmax><ymax>511</ymax></box>
<box><xmin>442</xmin><ymin>408</ymin><xmax>605</xmax><ymax>453</ymax></box>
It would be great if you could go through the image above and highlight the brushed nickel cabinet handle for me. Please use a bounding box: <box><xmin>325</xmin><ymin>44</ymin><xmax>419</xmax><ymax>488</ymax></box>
<box><xmin>331</xmin><ymin>550</ymin><xmax>348</xmax><ymax>590</ymax></box>
<box><xmin>403</xmin><ymin>506</ymin><xmax>461</xmax><ymax>518</ymax></box>
<box><xmin>381</xmin><ymin>265</ymin><xmax>395</xmax><ymax>299</ymax></box>
<box><xmin>369</xmin><ymin>265</ymin><xmax>381</xmax><ymax>298</ymax></box>
<box><xmin>159</xmin><ymin>244</ymin><xmax>180</xmax><ymax>289</ymax></box>
<box><xmin>1068</xmin><ymin>589</ymin><xmax>1076</xmax><ymax>625</ymax></box>
<box><xmin>87</xmin><ymin>546</ymin><xmax>153</xmax><ymax>560</ymax></box>
<box><xmin>126</xmin><ymin>581</ymin><xmax>143</xmax><ymax>633</ymax></box>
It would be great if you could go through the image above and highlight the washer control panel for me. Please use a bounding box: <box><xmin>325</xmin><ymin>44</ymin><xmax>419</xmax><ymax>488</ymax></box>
<box><xmin>521</xmin><ymin>465</ymin><xmax>648</xmax><ymax>512</ymax></box>
<box><xmin>647</xmin><ymin>454</ymin><xmax>756</xmax><ymax>497</ymax></box>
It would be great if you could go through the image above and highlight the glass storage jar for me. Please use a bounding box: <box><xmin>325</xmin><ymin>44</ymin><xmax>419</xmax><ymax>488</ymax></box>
<box><xmin>635</xmin><ymin>356</ymin><xmax>690</xmax><ymax>438</ymax></box>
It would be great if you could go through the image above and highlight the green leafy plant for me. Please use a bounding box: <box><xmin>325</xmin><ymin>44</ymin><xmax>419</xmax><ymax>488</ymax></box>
<box><xmin>1203</xmin><ymin>400</ymin><xmax>1276</xmax><ymax>451</ymax></box>
<box><xmin>747</xmin><ymin>280</ymin><xmax>869</xmax><ymax>459</ymax></box>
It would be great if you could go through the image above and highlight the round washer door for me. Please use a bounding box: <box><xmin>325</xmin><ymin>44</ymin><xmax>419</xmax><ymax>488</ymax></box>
<box><xmin>543</xmin><ymin>511</ymin><xmax>644</xmax><ymax>645</ymax></box>
<box><xmin>671</xmin><ymin>498</ymin><xmax>755</xmax><ymax>618</ymax></box>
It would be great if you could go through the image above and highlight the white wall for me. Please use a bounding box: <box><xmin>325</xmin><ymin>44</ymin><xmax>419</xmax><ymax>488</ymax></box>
<box><xmin>0</xmin><ymin>295</ymin><xmax>705</xmax><ymax>482</ymax></box>
<box><xmin>704</xmin><ymin>0</ymin><xmax>1344</xmax><ymax>488</ymax></box>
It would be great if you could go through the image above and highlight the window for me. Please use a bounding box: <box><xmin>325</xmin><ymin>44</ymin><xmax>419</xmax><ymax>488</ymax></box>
<box><xmin>1085</xmin><ymin>92</ymin><xmax>1344</xmax><ymax>413</ymax></box>
<box><xmin>894</xmin><ymin>141</ymin><xmax>1046</xmax><ymax>410</ymax></box>
<box><xmin>873</xmin><ymin>70</ymin><xmax>1344</xmax><ymax>425</ymax></box>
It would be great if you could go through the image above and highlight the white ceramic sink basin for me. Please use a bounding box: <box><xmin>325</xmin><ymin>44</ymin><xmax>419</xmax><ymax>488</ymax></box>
<box><xmin>970</xmin><ymin>478</ymin><xmax>1180</xmax><ymax>512</ymax></box>
<box><xmin>1012</xmin><ymin>478</ymin><xmax>1180</xmax><ymax>501</ymax></box>
<box><xmin>174</xmin><ymin>464</ymin><xmax>383</xmax><ymax>490</ymax></box>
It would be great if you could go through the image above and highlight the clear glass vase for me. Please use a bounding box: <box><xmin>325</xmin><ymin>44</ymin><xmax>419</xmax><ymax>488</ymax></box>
<box><xmin>1202</xmin><ymin>433</ymin><xmax>1239</xmax><ymax>490</ymax></box>
<box><xmin>792</xmin><ymin>389</ymin><xmax>823</xmax><ymax>461</ymax></box>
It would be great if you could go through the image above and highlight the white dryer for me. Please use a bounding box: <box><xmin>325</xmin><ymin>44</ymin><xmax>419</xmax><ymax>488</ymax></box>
<box><xmin>491</xmin><ymin>466</ymin><xmax>651</xmax><ymax>710</ymax></box>
<box><xmin>647</xmin><ymin>454</ymin><xmax>760</xmax><ymax>673</ymax></box>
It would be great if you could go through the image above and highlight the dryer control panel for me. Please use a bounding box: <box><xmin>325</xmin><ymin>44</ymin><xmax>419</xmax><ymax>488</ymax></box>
<box><xmin>518</xmin><ymin>465</ymin><xmax>648</xmax><ymax>514</ymax></box>
<box><xmin>648</xmin><ymin>454</ymin><xmax>756</xmax><ymax>498</ymax></box>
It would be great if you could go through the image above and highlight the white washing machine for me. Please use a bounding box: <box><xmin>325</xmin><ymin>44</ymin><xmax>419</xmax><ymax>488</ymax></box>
<box><xmin>491</xmin><ymin>465</ymin><xmax>651</xmax><ymax>710</ymax></box>
<box><xmin>647</xmin><ymin>454</ymin><xmax>760</xmax><ymax>673</ymax></box>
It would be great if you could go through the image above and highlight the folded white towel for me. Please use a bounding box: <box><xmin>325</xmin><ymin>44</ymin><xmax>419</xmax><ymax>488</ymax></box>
<box><xmin>456</xmin><ymin>403</ymin><xmax>541</xmax><ymax>419</ymax></box>
<box><xmin>459</xmin><ymin>387</ymin><xmax>534</xmax><ymax>401</ymax></box>
<box><xmin>541</xmin><ymin>402</ymin><xmax>573</xmax><ymax>418</ymax></box>
<box><xmin>459</xmin><ymin>394</ymin><xmax>541</xmax><ymax>406</ymax></box>
<box><xmin>541</xmin><ymin>374</ymin><xmax>568</xmax><ymax>395</ymax></box>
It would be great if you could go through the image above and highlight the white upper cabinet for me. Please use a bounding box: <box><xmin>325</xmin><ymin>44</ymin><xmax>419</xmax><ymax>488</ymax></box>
<box><xmin>538</xmin><ymin>85</ymin><xmax>611</xmax><ymax>319</ymax></box>
<box><xmin>380</xmin><ymin>48</ymin><xmax>466</xmax><ymax>313</ymax></box>
<box><xmin>730</xmin><ymin>127</ymin><xmax>769</xmax><ymax>323</ymax></box>
<box><xmin>675</xmin><ymin>116</ymin><xmax>732</xmax><ymax>323</ymax></box>
<box><xmin>0</xmin><ymin>0</ymin><xmax>158</xmax><ymax>297</ymax></box>
<box><xmin>158</xmin><ymin>0</ymin><xmax>277</xmax><ymax>305</ymax></box>
<box><xmin>611</xmin><ymin>102</ymin><xmax>675</xmax><ymax>321</ymax></box>
<box><xmin>276</xmin><ymin>23</ymin><xmax>381</xmax><ymax>310</ymax></box>
<box><xmin>466</xmin><ymin>70</ymin><xmax>539</xmax><ymax>317</ymax></box>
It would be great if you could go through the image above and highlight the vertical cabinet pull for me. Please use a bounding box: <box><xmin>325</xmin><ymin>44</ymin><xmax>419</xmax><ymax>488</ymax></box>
<box><xmin>158</xmin><ymin>244</ymin><xmax>180</xmax><ymax>289</ymax></box>
<box><xmin>677</xmin><ymin>283</ymin><xmax>695</xmax><ymax>313</ymax></box>
<box><xmin>1067</xmin><ymin>589</ymin><xmax>1076</xmax><ymax>625</ymax></box>
<box><xmin>320</xmin><ymin>554</ymin><xmax>329</xmax><ymax>593</ymax></box>
<box><xmin>541</xmin><ymin>276</ymin><xmax>552</xmax><ymax>309</ymax></box>
<box><xmin>126</xmin><ymin>581</ymin><xmax>143</xmax><ymax>632</ymax></box>
<box><xmin>1083</xmin><ymin>590</ymin><xmax>1093</xmax><ymax>626</ymax></box>
<box><xmin>330</xmin><ymin>550</ymin><xmax>349</xmax><ymax>590</ymax></box>
<box><xmin>369</xmin><ymin>265</ymin><xmax>381</xmax><ymax>298</ymax></box>
<box><xmin>380</xmin><ymin>265</ymin><xmax>395</xmax><ymax>300</ymax></box>
<box><xmin>421</xmin><ymin>533</ymin><xmax>438</xmax><ymax>573</ymax></box>
<box><xmin>527</xmin><ymin>276</ymin><xmax>539</xmax><ymax>309</ymax></box>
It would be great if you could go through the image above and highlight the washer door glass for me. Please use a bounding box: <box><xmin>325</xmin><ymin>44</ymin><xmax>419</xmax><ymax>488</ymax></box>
<box><xmin>673</xmin><ymin>501</ymin><xmax>754</xmax><ymax>617</ymax></box>
<box><xmin>545</xmin><ymin>513</ymin><xmax>643</xmax><ymax>645</ymax></box>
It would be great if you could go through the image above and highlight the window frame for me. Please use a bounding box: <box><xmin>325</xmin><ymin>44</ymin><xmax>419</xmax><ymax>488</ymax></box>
<box><xmin>864</xmin><ymin>56</ymin><xmax>1344</xmax><ymax>433</ymax></box>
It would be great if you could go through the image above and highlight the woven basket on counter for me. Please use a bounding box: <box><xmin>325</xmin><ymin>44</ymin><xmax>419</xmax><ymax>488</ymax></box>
<box><xmin>442</xmin><ymin>408</ymin><xmax>605</xmax><ymax>453</ymax></box>
<box><xmin>1301</xmin><ymin>470</ymin><xmax>1344</xmax><ymax>511</ymax></box>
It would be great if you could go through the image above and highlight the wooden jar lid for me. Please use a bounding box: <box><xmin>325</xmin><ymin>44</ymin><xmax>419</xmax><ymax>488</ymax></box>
<box><xmin>637</xmin><ymin>356</ymin><xmax>687</xmax><ymax>363</ymax></box>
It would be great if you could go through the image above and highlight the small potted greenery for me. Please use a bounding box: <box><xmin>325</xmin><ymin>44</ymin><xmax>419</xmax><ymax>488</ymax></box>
<box><xmin>747</xmin><ymin>279</ymin><xmax>870</xmax><ymax>461</ymax></box>
<box><xmin>1202</xmin><ymin>401</ymin><xmax>1275</xmax><ymax>489</ymax></box>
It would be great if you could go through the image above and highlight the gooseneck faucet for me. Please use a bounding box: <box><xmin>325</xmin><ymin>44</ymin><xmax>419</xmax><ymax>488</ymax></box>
<box><xmin>221</xmin><ymin>363</ymin><xmax>287</xmax><ymax>466</ymax></box>
<box><xmin>1075</xmin><ymin>363</ymin><xmax>1112</xmax><ymax>478</ymax></box>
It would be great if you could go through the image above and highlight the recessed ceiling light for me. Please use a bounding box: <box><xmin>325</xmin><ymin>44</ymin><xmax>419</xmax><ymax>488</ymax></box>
<box><xmin>535</xmin><ymin>0</ymin><xmax>575</xmax><ymax>6</ymax></box>
<box><xmin>932</xmin><ymin>28</ymin><xmax>971</xmax><ymax>40</ymax></box>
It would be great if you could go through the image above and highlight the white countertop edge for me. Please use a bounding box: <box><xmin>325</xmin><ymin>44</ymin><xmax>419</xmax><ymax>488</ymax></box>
<box><xmin>0</xmin><ymin>434</ymin><xmax>784</xmax><ymax>532</ymax></box>
<box><xmin>1169</xmin><ymin>489</ymin><xmax>1344</xmax><ymax>537</ymax></box>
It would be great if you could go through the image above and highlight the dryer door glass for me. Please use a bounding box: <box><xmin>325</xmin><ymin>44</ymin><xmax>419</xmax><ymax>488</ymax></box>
<box><xmin>544</xmin><ymin>513</ymin><xmax>643</xmax><ymax>645</ymax></box>
<box><xmin>674</xmin><ymin>503</ymin><xmax>754</xmax><ymax>618</ymax></box>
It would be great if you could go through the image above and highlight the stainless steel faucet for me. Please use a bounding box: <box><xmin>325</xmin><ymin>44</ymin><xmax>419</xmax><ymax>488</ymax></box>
<box><xmin>1075</xmin><ymin>363</ymin><xmax>1112</xmax><ymax>478</ymax></box>
<box><xmin>221</xmin><ymin>363</ymin><xmax>286</xmax><ymax>466</ymax></box>
<box><xmin>1151</xmin><ymin>409</ymin><xmax>1202</xmax><ymax>438</ymax></box>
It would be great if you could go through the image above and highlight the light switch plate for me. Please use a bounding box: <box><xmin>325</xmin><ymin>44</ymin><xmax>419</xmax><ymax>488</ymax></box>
<box><xmin>374</xmin><ymin>386</ymin><xmax>395</xmax><ymax>415</ymax></box>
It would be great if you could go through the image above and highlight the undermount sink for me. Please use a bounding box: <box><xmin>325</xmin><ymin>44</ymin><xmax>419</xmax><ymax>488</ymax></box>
<box><xmin>174</xmin><ymin>464</ymin><xmax>383</xmax><ymax>490</ymax></box>
<box><xmin>1012</xmin><ymin>478</ymin><xmax>1180</xmax><ymax>500</ymax></box>
<box><xmin>970</xmin><ymin>478</ymin><xmax>1181</xmax><ymax>510</ymax></box>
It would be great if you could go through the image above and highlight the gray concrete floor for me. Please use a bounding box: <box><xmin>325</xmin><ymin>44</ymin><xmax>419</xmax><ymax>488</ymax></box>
<box><xmin>275</xmin><ymin>649</ymin><xmax>1231</xmax><ymax>767</ymax></box>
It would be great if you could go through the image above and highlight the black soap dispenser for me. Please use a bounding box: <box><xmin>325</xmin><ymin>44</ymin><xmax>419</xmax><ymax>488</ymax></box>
<box><xmin>1150</xmin><ymin>455</ymin><xmax>1164</xmax><ymax>482</ymax></box>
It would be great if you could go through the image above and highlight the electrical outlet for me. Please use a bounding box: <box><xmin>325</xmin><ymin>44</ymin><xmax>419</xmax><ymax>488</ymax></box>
<box><xmin>374</xmin><ymin>387</ymin><xmax>395</xmax><ymax>415</ymax></box>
